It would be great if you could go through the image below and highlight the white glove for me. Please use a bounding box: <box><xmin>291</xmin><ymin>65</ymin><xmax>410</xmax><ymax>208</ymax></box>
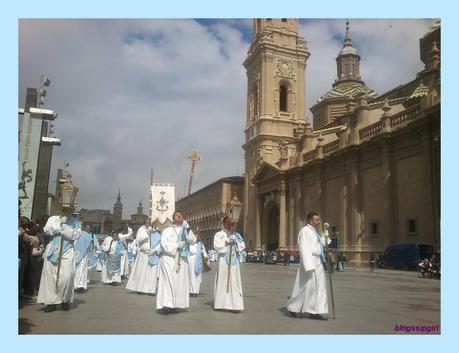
<box><xmin>182</xmin><ymin>220</ymin><xmax>190</xmax><ymax>229</ymax></box>
<box><xmin>60</xmin><ymin>216</ymin><xmax>68</xmax><ymax>224</ymax></box>
<box><xmin>177</xmin><ymin>241</ymin><xmax>186</xmax><ymax>249</ymax></box>
<box><xmin>226</xmin><ymin>238</ymin><xmax>235</xmax><ymax>245</ymax></box>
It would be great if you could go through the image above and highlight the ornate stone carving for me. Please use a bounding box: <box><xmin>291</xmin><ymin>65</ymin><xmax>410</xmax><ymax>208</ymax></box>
<box><xmin>296</xmin><ymin>37</ymin><xmax>308</xmax><ymax>51</ymax></box>
<box><xmin>276</xmin><ymin>59</ymin><xmax>294</xmax><ymax>79</ymax></box>
<box><xmin>278</xmin><ymin>139</ymin><xmax>289</xmax><ymax>160</ymax></box>
<box><xmin>259</xmin><ymin>31</ymin><xmax>274</xmax><ymax>44</ymax></box>
<box><xmin>256</xmin><ymin>147</ymin><xmax>264</xmax><ymax>169</ymax></box>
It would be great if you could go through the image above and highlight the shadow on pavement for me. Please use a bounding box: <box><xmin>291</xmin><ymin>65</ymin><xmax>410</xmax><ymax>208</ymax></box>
<box><xmin>19</xmin><ymin>318</ymin><xmax>35</xmax><ymax>334</ymax></box>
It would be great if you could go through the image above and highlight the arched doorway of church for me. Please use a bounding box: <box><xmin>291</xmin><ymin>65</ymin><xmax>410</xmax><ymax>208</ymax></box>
<box><xmin>263</xmin><ymin>202</ymin><xmax>280</xmax><ymax>250</ymax></box>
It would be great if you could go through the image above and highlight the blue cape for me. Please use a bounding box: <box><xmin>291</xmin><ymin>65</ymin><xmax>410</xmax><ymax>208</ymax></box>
<box><xmin>148</xmin><ymin>230</ymin><xmax>161</xmax><ymax>266</ymax></box>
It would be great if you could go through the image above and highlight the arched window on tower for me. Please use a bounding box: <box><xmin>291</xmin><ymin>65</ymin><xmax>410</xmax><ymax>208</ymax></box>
<box><xmin>279</xmin><ymin>84</ymin><xmax>288</xmax><ymax>112</ymax></box>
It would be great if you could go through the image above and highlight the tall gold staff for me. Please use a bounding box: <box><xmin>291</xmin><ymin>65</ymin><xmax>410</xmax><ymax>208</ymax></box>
<box><xmin>226</xmin><ymin>232</ymin><xmax>233</xmax><ymax>293</ymax></box>
<box><xmin>55</xmin><ymin>231</ymin><xmax>65</xmax><ymax>291</ymax></box>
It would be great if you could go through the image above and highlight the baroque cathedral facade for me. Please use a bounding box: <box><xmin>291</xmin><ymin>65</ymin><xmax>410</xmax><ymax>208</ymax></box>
<box><xmin>242</xmin><ymin>19</ymin><xmax>440</xmax><ymax>264</ymax></box>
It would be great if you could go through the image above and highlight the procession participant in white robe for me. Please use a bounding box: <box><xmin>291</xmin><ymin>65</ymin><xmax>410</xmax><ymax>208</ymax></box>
<box><xmin>287</xmin><ymin>211</ymin><xmax>328</xmax><ymax>319</ymax></box>
<box><xmin>86</xmin><ymin>226</ymin><xmax>98</xmax><ymax>284</ymax></box>
<box><xmin>188</xmin><ymin>233</ymin><xmax>208</xmax><ymax>297</ymax></box>
<box><xmin>118</xmin><ymin>223</ymin><xmax>133</xmax><ymax>279</ymax></box>
<box><xmin>126</xmin><ymin>218</ymin><xmax>161</xmax><ymax>294</ymax></box>
<box><xmin>213</xmin><ymin>216</ymin><xmax>245</xmax><ymax>312</ymax></box>
<box><xmin>95</xmin><ymin>238</ymin><xmax>105</xmax><ymax>272</ymax></box>
<box><xmin>101</xmin><ymin>231</ymin><xmax>124</xmax><ymax>285</ymax></box>
<box><xmin>37</xmin><ymin>211</ymin><xmax>81</xmax><ymax>312</ymax></box>
<box><xmin>156</xmin><ymin>211</ymin><xmax>196</xmax><ymax>313</ymax></box>
<box><xmin>126</xmin><ymin>239</ymin><xmax>136</xmax><ymax>275</ymax></box>
<box><xmin>74</xmin><ymin>224</ymin><xmax>94</xmax><ymax>292</ymax></box>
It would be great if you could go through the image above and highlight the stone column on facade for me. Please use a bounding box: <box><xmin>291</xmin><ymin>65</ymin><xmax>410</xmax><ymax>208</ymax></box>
<box><xmin>381</xmin><ymin>140</ymin><xmax>396</xmax><ymax>245</ymax></box>
<box><xmin>347</xmin><ymin>155</ymin><xmax>361</xmax><ymax>255</ymax></box>
<box><xmin>420</xmin><ymin>128</ymin><xmax>434</xmax><ymax>244</ymax></box>
<box><xmin>255</xmin><ymin>192</ymin><xmax>262</xmax><ymax>250</ymax></box>
<box><xmin>278</xmin><ymin>178</ymin><xmax>287</xmax><ymax>250</ymax></box>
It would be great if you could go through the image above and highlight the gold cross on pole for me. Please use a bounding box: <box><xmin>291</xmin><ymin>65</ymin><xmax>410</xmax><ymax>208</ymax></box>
<box><xmin>187</xmin><ymin>150</ymin><xmax>201</xmax><ymax>196</ymax></box>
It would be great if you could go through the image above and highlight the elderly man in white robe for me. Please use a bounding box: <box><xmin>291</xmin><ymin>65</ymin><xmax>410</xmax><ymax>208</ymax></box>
<box><xmin>101</xmin><ymin>231</ymin><xmax>125</xmax><ymax>285</ymax></box>
<box><xmin>188</xmin><ymin>233</ymin><xmax>208</xmax><ymax>297</ymax></box>
<box><xmin>37</xmin><ymin>210</ymin><xmax>81</xmax><ymax>312</ymax></box>
<box><xmin>156</xmin><ymin>211</ymin><xmax>196</xmax><ymax>313</ymax></box>
<box><xmin>286</xmin><ymin>211</ymin><xmax>329</xmax><ymax>319</ymax></box>
<box><xmin>213</xmin><ymin>216</ymin><xmax>245</xmax><ymax>312</ymax></box>
<box><xmin>126</xmin><ymin>218</ymin><xmax>161</xmax><ymax>294</ymax></box>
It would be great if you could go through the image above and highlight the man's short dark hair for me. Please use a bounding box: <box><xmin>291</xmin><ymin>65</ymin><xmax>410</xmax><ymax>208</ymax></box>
<box><xmin>306</xmin><ymin>211</ymin><xmax>319</xmax><ymax>222</ymax></box>
<box><xmin>173</xmin><ymin>210</ymin><xmax>184</xmax><ymax>219</ymax></box>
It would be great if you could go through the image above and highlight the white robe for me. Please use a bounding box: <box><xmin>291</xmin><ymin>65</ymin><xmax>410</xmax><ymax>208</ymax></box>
<box><xmin>213</xmin><ymin>229</ymin><xmax>245</xmax><ymax>311</ymax></box>
<box><xmin>286</xmin><ymin>224</ymin><xmax>329</xmax><ymax>315</ymax></box>
<box><xmin>156</xmin><ymin>225</ymin><xmax>196</xmax><ymax>309</ymax></box>
<box><xmin>126</xmin><ymin>226</ymin><xmax>160</xmax><ymax>294</ymax></box>
<box><xmin>101</xmin><ymin>236</ymin><xmax>122</xmax><ymax>284</ymax></box>
<box><xmin>188</xmin><ymin>243</ymin><xmax>207</xmax><ymax>294</ymax></box>
<box><xmin>74</xmin><ymin>252</ymin><xmax>89</xmax><ymax>289</ymax></box>
<box><xmin>119</xmin><ymin>227</ymin><xmax>133</xmax><ymax>277</ymax></box>
<box><xmin>37</xmin><ymin>216</ymin><xmax>81</xmax><ymax>305</ymax></box>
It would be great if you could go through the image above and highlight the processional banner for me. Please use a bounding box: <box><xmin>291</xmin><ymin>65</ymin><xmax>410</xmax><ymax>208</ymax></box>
<box><xmin>150</xmin><ymin>183</ymin><xmax>175</xmax><ymax>224</ymax></box>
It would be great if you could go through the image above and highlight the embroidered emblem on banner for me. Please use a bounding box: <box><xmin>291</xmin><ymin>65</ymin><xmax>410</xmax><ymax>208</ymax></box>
<box><xmin>156</xmin><ymin>191</ymin><xmax>169</xmax><ymax>212</ymax></box>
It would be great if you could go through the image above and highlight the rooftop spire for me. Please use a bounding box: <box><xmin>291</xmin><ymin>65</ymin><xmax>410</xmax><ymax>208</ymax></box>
<box><xmin>343</xmin><ymin>19</ymin><xmax>353</xmax><ymax>48</ymax></box>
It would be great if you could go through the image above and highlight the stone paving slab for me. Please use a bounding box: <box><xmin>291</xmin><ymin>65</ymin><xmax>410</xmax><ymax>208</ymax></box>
<box><xmin>19</xmin><ymin>263</ymin><xmax>440</xmax><ymax>334</ymax></box>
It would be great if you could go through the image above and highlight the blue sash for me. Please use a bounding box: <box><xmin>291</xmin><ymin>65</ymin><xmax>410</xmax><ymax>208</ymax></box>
<box><xmin>194</xmin><ymin>242</ymin><xmax>203</xmax><ymax>274</ymax></box>
<box><xmin>127</xmin><ymin>250</ymin><xmax>135</xmax><ymax>262</ymax></box>
<box><xmin>87</xmin><ymin>234</ymin><xmax>97</xmax><ymax>268</ymax></box>
<box><xmin>148</xmin><ymin>230</ymin><xmax>161</xmax><ymax>266</ymax></box>
<box><xmin>311</xmin><ymin>226</ymin><xmax>326</xmax><ymax>263</ymax></box>
<box><xmin>106</xmin><ymin>241</ymin><xmax>123</xmax><ymax>273</ymax></box>
<box><xmin>96</xmin><ymin>243</ymin><xmax>106</xmax><ymax>264</ymax></box>
<box><xmin>224</xmin><ymin>232</ymin><xmax>243</xmax><ymax>267</ymax></box>
<box><xmin>46</xmin><ymin>217</ymin><xmax>80</xmax><ymax>264</ymax></box>
<box><xmin>176</xmin><ymin>227</ymin><xmax>190</xmax><ymax>258</ymax></box>
<box><xmin>74</xmin><ymin>231</ymin><xmax>93</xmax><ymax>264</ymax></box>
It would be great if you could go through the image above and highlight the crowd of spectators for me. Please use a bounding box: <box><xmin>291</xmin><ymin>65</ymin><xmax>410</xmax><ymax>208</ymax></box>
<box><xmin>19</xmin><ymin>214</ymin><xmax>50</xmax><ymax>301</ymax></box>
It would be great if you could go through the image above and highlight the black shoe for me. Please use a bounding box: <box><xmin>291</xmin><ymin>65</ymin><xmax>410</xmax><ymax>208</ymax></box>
<box><xmin>44</xmin><ymin>304</ymin><xmax>57</xmax><ymax>313</ymax></box>
<box><xmin>308</xmin><ymin>313</ymin><xmax>327</xmax><ymax>320</ymax></box>
<box><xmin>288</xmin><ymin>310</ymin><xmax>297</xmax><ymax>318</ymax></box>
<box><xmin>61</xmin><ymin>303</ymin><xmax>70</xmax><ymax>311</ymax></box>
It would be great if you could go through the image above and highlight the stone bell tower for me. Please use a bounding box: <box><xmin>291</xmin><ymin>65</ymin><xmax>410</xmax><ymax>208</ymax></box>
<box><xmin>242</xmin><ymin>19</ymin><xmax>310</xmax><ymax>249</ymax></box>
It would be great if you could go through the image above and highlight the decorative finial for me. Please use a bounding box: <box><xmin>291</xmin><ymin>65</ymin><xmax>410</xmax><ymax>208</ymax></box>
<box><xmin>344</xmin><ymin>19</ymin><xmax>351</xmax><ymax>45</ymax></box>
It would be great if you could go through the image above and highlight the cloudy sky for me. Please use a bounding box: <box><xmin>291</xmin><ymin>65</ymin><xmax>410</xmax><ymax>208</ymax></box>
<box><xmin>19</xmin><ymin>18</ymin><xmax>435</xmax><ymax>217</ymax></box>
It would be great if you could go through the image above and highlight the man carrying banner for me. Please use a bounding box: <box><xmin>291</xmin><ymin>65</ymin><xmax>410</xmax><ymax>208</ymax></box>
<box><xmin>74</xmin><ymin>224</ymin><xmax>94</xmax><ymax>293</ymax></box>
<box><xmin>156</xmin><ymin>211</ymin><xmax>196</xmax><ymax>313</ymax></box>
<box><xmin>37</xmin><ymin>177</ymin><xmax>81</xmax><ymax>312</ymax></box>
<box><xmin>286</xmin><ymin>211</ymin><xmax>329</xmax><ymax>319</ymax></box>
<box><xmin>101</xmin><ymin>231</ymin><xmax>124</xmax><ymax>285</ymax></box>
<box><xmin>126</xmin><ymin>218</ymin><xmax>161</xmax><ymax>294</ymax></box>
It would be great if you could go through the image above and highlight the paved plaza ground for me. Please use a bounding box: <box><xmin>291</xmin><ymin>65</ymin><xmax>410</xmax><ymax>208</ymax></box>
<box><xmin>19</xmin><ymin>263</ymin><xmax>440</xmax><ymax>334</ymax></box>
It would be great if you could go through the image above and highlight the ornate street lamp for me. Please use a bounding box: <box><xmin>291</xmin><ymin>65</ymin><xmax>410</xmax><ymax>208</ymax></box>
<box><xmin>226</xmin><ymin>194</ymin><xmax>242</xmax><ymax>224</ymax></box>
<box><xmin>57</xmin><ymin>164</ymin><xmax>78</xmax><ymax>213</ymax></box>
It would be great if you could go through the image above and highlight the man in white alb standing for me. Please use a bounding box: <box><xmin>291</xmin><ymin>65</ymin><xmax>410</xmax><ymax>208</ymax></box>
<box><xmin>286</xmin><ymin>211</ymin><xmax>328</xmax><ymax>319</ymax></box>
